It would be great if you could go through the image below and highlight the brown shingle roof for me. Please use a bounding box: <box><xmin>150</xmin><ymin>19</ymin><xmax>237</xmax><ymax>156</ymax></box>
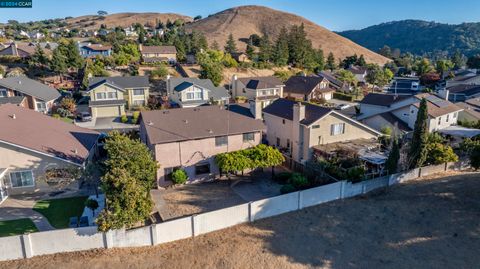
<box><xmin>262</xmin><ymin>98</ymin><xmax>332</xmax><ymax>126</ymax></box>
<box><xmin>284</xmin><ymin>76</ymin><xmax>333</xmax><ymax>95</ymax></box>
<box><xmin>413</xmin><ymin>93</ymin><xmax>463</xmax><ymax>118</ymax></box>
<box><xmin>237</xmin><ymin>76</ymin><xmax>284</xmax><ymax>90</ymax></box>
<box><xmin>360</xmin><ymin>93</ymin><xmax>409</xmax><ymax>107</ymax></box>
<box><xmin>141</xmin><ymin>45</ymin><xmax>177</xmax><ymax>54</ymax></box>
<box><xmin>0</xmin><ymin>104</ymin><xmax>99</xmax><ymax>165</ymax></box>
<box><xmin>84</xmin><ymin>44</ymin><xmax>112</xmax><ymax>51</ymax></box>
<box><xmin>141</xmin><ymin>106</ymin><xmax>265</xmax><ymax>144</ymax></box>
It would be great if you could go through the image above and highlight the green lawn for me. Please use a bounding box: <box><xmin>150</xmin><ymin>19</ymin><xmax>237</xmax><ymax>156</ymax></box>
<box><xmin>33</xmin><ymin>196</ymin><xmax>88</xmax><ymax>229</ymax></box>
<box><xmin>0</xmin><ymin>218</ymin><xmax>38</xmax><ymax>237</ymax></box>
<box><xmin>59</xmin><ymin>117</ymin><xmax>74</xmax><ymax>124</ymax></box>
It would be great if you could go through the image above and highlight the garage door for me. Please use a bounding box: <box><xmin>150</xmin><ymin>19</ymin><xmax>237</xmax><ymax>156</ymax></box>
<box><xmin>93</xmin><ymin>106</ymin><xmax>121</xmax><ymax>118</ymax></box>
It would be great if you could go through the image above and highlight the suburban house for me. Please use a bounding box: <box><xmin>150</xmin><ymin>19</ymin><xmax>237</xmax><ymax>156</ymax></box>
<box><xmin>284</xmin><ymin>75</ymin><xmax>335</xmax><ymax>102</ymax></box>
<box><xmin>79</xmin><ymin>43</ymin><xmax>112</xmax><ymax>58</ymax></box>
<box><xmin>387</xmin><ymin>77</ymin><xmax>421</xmax><ymax>95</ymax></box>
<box><xmin>456</xmin><ymin>98</ymin><xmax>480</xmax><ymax>122</ymax></box>
<box><xmin>139</xmin><ymin>106</ymin><xmax>265</xmax><ymax>186</ymax></box>
<box><xmin>0</xmin><ymin>42</ymin><xmax>56</xmax><ymax>58</ymax></box>
<box><xmin>87</xmin><ymin>76</ymin><xmax>150</xmax><ymax>118</ymax></box>
<box><xmin>359</xmin><ymin>93</ymin><xmax>463</xmax><ymax>133</ymax></box>
<box><xmin>318</xmin><ymin>71</ymin><xmax>350</xmax><ymax>91</ymax></box>
<box><xmin>262</xmin><ymin>98</ymin><xmax>381</xmax><ymax>164</ymax></box>
<box><xmin>346</xmin><ymin>66</ymin><xmax>368</xmax><ymax>84</ymax></box>
<box><xmin>230</xmin><ymin>75</ymin><xmax>284</xmax><ymax>119</ymax></box>
<box><xmin>446</xmin><ymin>73</ymin><xmax>480</xmax><ymax>88</ymax></box>
<box><xmin>0</xmin><ymin>104</ymin><xmax>99</xmax><ymax>199</ymax></box>
<box><xmin>230</xmin><ymin>52</ymin><xmax>250</xmax><ymax>63</ymax></box>
<box><xmin>166</xmin><ymin>77</ymin><xmax>230</xmax><ymax>108</ymax></box>
<box><xmin>139</xmin><ymin>45</ymin><xmax>177</xmax><ymax>64</ymax></box>
<box><xmin>0</xmin><ymin>76</ymin><xmax>60</xmax><ymax>113</ymax></box>
<box><xmin>443</xmin><ymin>84</ymin><xmax>480</xmax><ymax>102</ymax></box>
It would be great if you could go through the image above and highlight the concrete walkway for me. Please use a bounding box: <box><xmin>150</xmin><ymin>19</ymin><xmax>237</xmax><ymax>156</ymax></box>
<box><xmin>0</xmin><ymin>197</ymin><xmax>54</xmax><ymax>231</ymax></box>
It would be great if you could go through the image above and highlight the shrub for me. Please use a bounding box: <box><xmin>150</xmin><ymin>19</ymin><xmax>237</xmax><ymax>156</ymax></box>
<box><xmin>273</xmin><ymin>172</ymin><xmax>292</xmax><ymax>184</ymax></box>
<box><xmin>346</xmin><ymin>166</ymin><xmax>366</xmax><ymax>183</ymax></box>
<box><xmin>172</xmin><ymin>169</ymin><xmax>188</xmax><ymax>184</ymax></box>
<box><xmin>120</xmin><ymin>114</ymin><xmax>128</xmax><ymax>123</ymax></box>
<box><xmin>131</xmin><ymin>111</ymin><xmax>140</xmax><ymax>124</ymax></box>
<box><xmin>235</xmin><ymin>96</ymin><xmax>248</xmax><ymax>103</ymax></box>
<box><xmin>56</xmin><ymin>107</ymin><xmax>71</xmax><ymax>118</ymax></box>
<box><xmin>52</xmin><ymin>113</ymin><xmax>60</xmax><ymax>119</ymax></box>
<box><xmin>288</xmin><ymin>173</ymin><xmax>309</xmax><ymax>190</ymax></box>
<box><xmin>280</xmin><ymin>184</ymin><xmax>296</xmax><ymax>194</ymax></box>
<box><xmin>150</xmin><ymin>64</ymin><xmax>169</xmax><ymax>79</ymax></box>
<box><xmin>333</xmin><ymin>92</ymin><xmax>354</xmax><ymax>102</ymax></box>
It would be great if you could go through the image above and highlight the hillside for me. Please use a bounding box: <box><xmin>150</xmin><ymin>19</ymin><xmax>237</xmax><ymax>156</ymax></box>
<box><xmin>339</xmin><ymin>20</ymin><xmax>480</xmax><ymax>56</ymax></box>
<box><xmin>65</xmin><ymin>12</ymin><xmax>192</xmax><ymax>30</ymax></box>
<box><xmin>185</xmin><ymin>5</ymin><xmax>389</xmax><ymax>65</ymax></box>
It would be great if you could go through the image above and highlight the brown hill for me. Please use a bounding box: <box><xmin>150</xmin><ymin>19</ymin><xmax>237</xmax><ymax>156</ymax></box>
<box><xmin>186</xmin><ymin>5</ymin><xmax>389</xmax><ymax>65</ymax></box>
<box><xmin>65</xmin><ymin>13</ymin><xmax>192</xmax><ymax>30</ymax></box>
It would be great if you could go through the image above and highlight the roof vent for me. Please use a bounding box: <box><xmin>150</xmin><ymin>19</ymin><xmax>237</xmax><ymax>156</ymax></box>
<box><xmin>17</xmin><ymin>80</ymin><xmax>21</xmax><ymax>84</ymax></box>
<box><xmin>147</xmin><ymin>121</ymin><xmax>153</xmax><ymax>126</ymax></box>
<box><xmin>11</xmin><ymin>114</ymin><xmax>16</xmax><ymax>119</ymax></box>
<box><xmin>183</xmin><ymin>119</ymin><xmax>188</xmax><ymax>124</ymax></box>
<box><xmin>207</xmin><ymin>129</ymin><xmax>213</xmax><ymax>134</ymax></box>
<box><xmin>73</xmin><ymin>148</ymin><xmax>78</xmax><ymax>154</ymax></box>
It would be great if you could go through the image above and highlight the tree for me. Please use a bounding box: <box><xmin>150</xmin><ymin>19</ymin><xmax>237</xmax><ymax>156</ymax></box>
<box><xmin>451</xmin><ymin>50</ymin><xmax>466</xmax><ymax>69</ymax></box>
<box><xmin>426</xmin><ymin>142</ymin><xmax>458</xmax><ymax>165</ymax></box>
<box><xmin>200</xmin><ymin>60</ymin><xmax>223</xmax><ymax>86</ymax></box>
<box><xmin>467</xmin><ymin>54</ymin><xmax>480</xmax><ymax>69</ymax></box>
<box><xmin>97</xmin><ymin>168</ymin><xmax>153</xmax><ymax>231</ymax></box>
<box><xmin>366</xmin><ymin>64</ymin><xmax>393</xmax><ymax>89</ymax></box>
<box><xmin>85</xmin><ymin>199</ymin><xmax>99</xmax><ymax>217</ymax></box>
<box><xmin>336</xmin><ymin>69</ymin><xmax>357</xmax><ymax>88</ymax></box>
<box><xmin>210</xmin><ymin>40</ymin><xmax>220</xmax><ymax>50</ymax></box>
<box><xmin>273</xmin><ymin>27</ymin><xmax>289</xmax><ymax>66</ymax></box>
<box><xmin>150</xmin><ymin>64</ymin><xmax>169</xmax><ymax>79</ymax></box>
<box><xmin>470</xmin><ymin>145</ymin><xmax>480</xmax><ymax>170</ymax></box>
<box><xmin>408</xmin><ymin>98</ymin><xmax>429</xmax><ymax>169</ymax></box>
<box><xmin>420</xmin><ymin>72</ymin><xmax>441</xmax><ymax>87</ymax></box>
<box><xmin>104</xmin><ymin>131</ymin><xmax>158</xmax><ymax>190</ymax></box>
<box><xmin>246</xmin><ymin>42</ymin><xmax>255</xmax><ymax>60</ymax></box>
<box><xmin>385</xmin><ymin>139</ymin><xmax>400</xmax><ymax>174</ymax></box>
<box><xmin>245</xmin><ymin>144</ymin><xmax>284</xmax><ymax>177</ymax></box>
<box><xmin>288</xmin><ymin>23</ymin><xmax>313</xmax><ymax>67</ymax></box>
<box><xmin>413</xmin><ymin>58</ymin><xmax>434</xmax><ymax>76</ymax></box>
<box><xmin>435</xmin><ymin>59</ymin><xmax>454</xmax><ymax>77</ymax></box>
<box><xmin>29</xmin><ymin>44</ymin><xmax>49</xmax><ymax>67</ymax></box>
<box><xmin>258</xmin><ymin>34</ymin><xmax>272</xmax><ymax>63</ymax></box>
<box><xmin>193</xmin><ymin>15</ymin><xmax>202</xmax><ymax>21</ymax></box>
<box><xmin>378</xmin><ymin>45</ymin><xmax>393</xmax><ymax>58</ymax></box>
<box><xmin>224</xmin><ymin>33</ymin><xmax>237</xmax><ymax>54</ymax></box>
<box><xmin>249</xmin><ymin>34</ymin><xmax>261</xmax><ymax>46</ymax></box>
<box><xmin>222</xmin><ymin>53</ymin><xmax>238</xmax><ymax>68</ymax></box>
<box><xmin>60</xmin><ymin>97</ymin><xmax>76</xmax><ymax>114</ymax></box>
<box><xmin>326</xmin><ymin>52</ymin><xmax>336</xmax><ymax>71</ymax></box>
<box><xmin>97</xmin><ymin>10</ymin><xmax>108</xmax><ymax>16</ymax></box>
<box><xmin>341</xmin><ymin>54</ymin><xmax>358</xmax><ymax>68</ymax></box>
<box><xmin>356</xmin><ymin>55</ymin><xmax>367</xmax><ymax>66</ymax></box>
<box><xmin>50</xmin><ymin>47</ymin><xmax>68</xmax><ymax>75</ymax></box>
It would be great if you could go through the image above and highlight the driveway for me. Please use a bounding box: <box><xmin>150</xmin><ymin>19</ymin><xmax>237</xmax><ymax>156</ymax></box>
<box><xmin>75</xmin><ymin>117</ymin><xmax>138</xmax><ymax>133</ymax></box>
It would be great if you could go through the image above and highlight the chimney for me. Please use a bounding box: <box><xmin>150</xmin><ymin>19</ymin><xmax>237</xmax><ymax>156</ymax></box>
<box><xmin>138</xmin><ymin>44</ymin><xmax>143</xmax><ymax>51</ymax></box>
<box><xmin>11</xmin><ymin>114</ymin><xmax>16</xmax><ymax>119</ymax></box>
<box><xmin>293</xmin><ymin>102</ymin><xmax>305</xmax><ymax>122</ymax></box>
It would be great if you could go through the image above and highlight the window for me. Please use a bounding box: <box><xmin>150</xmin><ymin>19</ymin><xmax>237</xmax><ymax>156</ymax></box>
<box><xmin>133</xmin><ymin>100</ymin><xmax>145</xmax><ymax>106</ymax></box>
<box><xmin>282</xmin><ymin>119</ymin><xmax>285</xmax><ymax>124</ymax></box>
<box><xmin>185</xmin><ymin>87</ymin><xmax>203</xmax><ymax>101</ymax></box>
<box><xmin>96</xmin><ymin>92</ymin><xmax>105</xmax><ymax>100</ymax></box>
<box><xmin>330</xmin><ymin>123</ymin><xmax>345</xmax><ymax>136</ymax></box>
<box><xmin>286</xmin><ymin>139</ymin><xmax>290</xmax><ymax>149</ymax></box>
<box><xmin>96</xmin><ymin>92</ymin><xmax>117</xmax><ymax>100</ymax></box>
<box><xmin>453</xmin><ymin>112</ymin><xmax>458</xmax><ymax>118</ymax></box>
<box><xmin>10</xmin><ymin>171</ymin><xmax>34</xmax><ymax>188</ymax></box>
<box><xmin>0</xmin><ymin>89</ymin><xmax>7</xmax><ymax>97</ymax></box>
<box><xmin>133</xmin><ymin>89</ymin><xmax>144</xmax><ymax>96</ymax></box>
<box><xmin>243</xmin><ymin>132</ymin><xmax>255</xmax><ymax>142</ymax></box>
<box><xmin>164</xmin><ymin>166</ymin><xmax>181</xmax><ymax>182</ymax></box>
<box><xmin>446</xmin><ymin>114</ymin><xmax>450</xmax><ymax>122</ymax></box>
<box><xmin>195</xmin><ymin>163</ymin><xmax>210</xmax><ymax>175</ymax></box>
<box><xmin>215</xmin><ymin>136</ymin><xmax>228</xmax><ymax>147</ymax></box>
<box><xmin>276</xmin><ymin>137</ymin><xmax>280</xmax><ymax>147</ymax></box>
<box><xmin>312</xmin><ymin>124</ymin><xmax>320</xmax><ymax>129</ymax></box>
<box><xmin>438</xmin><ymin>117</ymin><xmax>441</xmax><ymax>125</ymax></box>
<box><xmin>36</xmin><ymin>101</ymin><xmax>46</xmax><ymax>112</ymax></box>
<box><xmin>186</xmin><ymin>92</ymin><xmax>195</xmax><ymax>100</ymax></box>
<box><xmin>107</xmin><ymin>92</ymin><xmax>117</xmax><ymax>99</ymax></box>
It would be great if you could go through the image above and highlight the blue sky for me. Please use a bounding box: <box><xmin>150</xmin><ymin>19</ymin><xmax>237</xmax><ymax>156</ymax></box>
<box><xmin>1</xmin><ymin>0</ymin><xmax>480</xmax><ymax>31</ymax></box>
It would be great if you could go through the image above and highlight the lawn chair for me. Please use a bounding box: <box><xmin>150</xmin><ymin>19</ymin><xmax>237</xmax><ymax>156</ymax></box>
<box><xmin>79</xmin><ymin>216</ymin><xmax>89</xmax><ymax>227</ymax></box>
<box><xmin>69</xmin><ymin>217</ymin><xmax>78</xmax><ymax>228</ymax></box>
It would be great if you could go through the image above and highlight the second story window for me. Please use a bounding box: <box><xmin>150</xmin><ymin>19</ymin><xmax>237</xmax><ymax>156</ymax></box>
<box><xmin>0</xmin><ymin>88</ymin><xmax>7</xmax><ymax>97</ymax></box>
<box><xmin>96</xmin><ymin>92</ymin><xmax>117</xmax><ymax>100</ymax></box>
<box><xmin>215</xmin><ymin>136</ymin><xmax>228</xmax><ymax>147</ymax></box>
<box><xmin>185</xmin><ymin>87</ymin><xmax>203</xmax><ymax>101</ymax></box>
<box><xmin>438</xmin><ymin>117</ymin><xmax>441</xmax><ymax>125</ymax></box>
<box><xmin>446</xmin><ymin>114</ymin><xmax>450</xmax><ymax>122</ymax></box>
<box><xmin>243</xmin><ymin>132</ymin><xmax>255</xmax><ymax>142</ymax></box>
<box><xmin>133</xmin><ymin>89</ymin><xmax>144</xmax><ymax>96</ymax></box>
<box><xmin>330</xmin><ymin>123</ymin><xmax>345</xmax><ymax>136</ymax></box>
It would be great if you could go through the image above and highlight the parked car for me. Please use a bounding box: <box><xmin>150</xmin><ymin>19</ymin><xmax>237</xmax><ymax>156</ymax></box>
<box><xmin>76</xmin><ymin>111</ymin><xmax>92</xmax><ymax>122</ymax></box>
<box><xmin>336</xmin><ymin>104</ymin><xmax>351</xmax><ymax>110</ymax></box>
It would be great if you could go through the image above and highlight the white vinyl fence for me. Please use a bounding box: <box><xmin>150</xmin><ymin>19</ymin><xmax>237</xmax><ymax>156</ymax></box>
<box><xmin>0</xmin><ymin>161</ymin><xmax>467</xmax><ymax>261</ymax></box>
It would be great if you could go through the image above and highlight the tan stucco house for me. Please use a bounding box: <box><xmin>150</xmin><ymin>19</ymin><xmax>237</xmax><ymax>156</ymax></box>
<box><xmin>0</xmin><ymin>104</ymin><xmax>99</xmax><ymax>200</ymax></box>
<box><xmin>0</xmin><ymin>76</ymin><xmax>60</xmax><ymax>113</ymax></box>
<box><xmin>87</xmin><ymin>76</ymin><xmax>150</xmax><ymax>118</ymax></box>
<box><xmin>230</xmin><ymin>76</ymin><xmax>284</xmax><ymax>119</ymax></box>
<box><xmin>139</xmin><ymin>106</ymin><xmax>265</xmax><ymax>186</ymax></box>
<box><xmin>139</xmin><ymin>45</ymin><xmax>177</xmax><ymax>64</ymax></box>
<box><xmin>263</xmin><ymin>98</ymin><xmax>381</xmax><ymax>163</ymax></box>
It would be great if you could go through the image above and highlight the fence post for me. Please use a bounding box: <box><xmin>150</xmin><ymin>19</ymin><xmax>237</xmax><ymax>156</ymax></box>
<box><xmin>248</xmin><ymin>202</ymin><xmax>253</xmax><ymax>222</ymax></box>
<box><xmin>191</xmin><ymin>215</ymin><xmax>197</xmax><ymax>237</ymax></box>
<box><xmin>104</xmin><ymin>230</ymin><xmax>114</xmax><ymax>249</ymax></box>
<box><xmin>444</xmin><ymin>162</ymin><xmax>448</xmax><ymax>171</ymax></box>
<box><xmin>340</xmin><ymin>181</ymin><xmax>346</xmax><ymax>199</ymax></box>
<box><xmin>361</xmin><ymin>182</ymin><xmax>366</xmax><ymax>194</ymax></box>
<box><xmin>21</xmin><ymin>233</ymin><xmax>33</xmax><ymax>259</ymax></box>
<box><xmin>298</xmin><ymin>191</ymin><xmax>303</xmax><ymax>210</ymax></box>
<box><xmin>150</xmin><ymin>224</ymin><xmax>158</xmax><ymax>246</ymax></box>
<box><xmin>418</xmin><ymin>168</ymin><xmax>422</xmax><ymax>178</ymax></box>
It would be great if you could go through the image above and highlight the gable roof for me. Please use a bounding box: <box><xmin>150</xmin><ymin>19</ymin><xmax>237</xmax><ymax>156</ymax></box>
<box><xmin>82</xmin><ymin>44</ymin><xmax>112</xmax><ymax>51</ymax></box>
<box><xmin>169</xmin><ymin>78</ymin><xmax>229</xmax><ymax>100</ymax></box>
<box><xmin>447</xmin><ymin>84</ymin><xmax>480</xmax><ymax>96</ymax></box>
<box><xmin>0</xmin><ymin>104</ymin><xmax>99</xmax><ymax>165</ymax></box>
<box><xmin>413</xmin><ymin>93</ymin><xmax>462</xmax><ymax>118</ymax></box>
<box><xmin>263</xmin><ymin>98</ymin><xmax>332</xmax><ymax>126</ymax></box>
<box><xmin>284</xmin><ymin>76</ymin><xmax>332</xmax><ymax>95</ymax></box>
<box><xmin>0</xmin><ymin>96</ymin><xmax>25</xmax><ymax>105</ymax></box>
<box><xmin>140</xmin><ymin>106</ymin><xmax>265</xmax><ymax>144</ymax></box>
<box><xmin>347</xmin><ymin>66</ymin><xmax>368</xmax><ymax>75</ymax></box>
<box><xmin>0</xmin><ymin>76</ymin><xmax>60</xmax><ymax>102</ymax></box>
<box><xmin>88</xmin><ymin>76</ymin><xmax>150</xmax><ymax>91</ymax></box>
<box><xmin>237</xmin><ymin>76</ymin><xmax>284</xmax><ymax>90</ymax></box>
<box><xmin>318</xmin><ymin>71</ymin><xmax>345</xmax><ymax>89</ymax></box>
<box><xmin>141</xmin><ymin>45</ymin><xmax>177</xmax><ymax>54</ymax></box>
<box><xmin>360</xmin><ymin>93</ymin><xmax>410</xmax><ymax>107</ymax></box>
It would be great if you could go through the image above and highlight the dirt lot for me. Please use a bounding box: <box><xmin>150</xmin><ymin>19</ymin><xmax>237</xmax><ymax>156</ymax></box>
<box><xmin>2</xmin><ymin>171</ymin><xmax>480</xmax><ymax>269</ymax></box>
<box><xmin>157</xmin><ymin>180</ymin><xmax>246</xmax><ymax>220</ymax></box>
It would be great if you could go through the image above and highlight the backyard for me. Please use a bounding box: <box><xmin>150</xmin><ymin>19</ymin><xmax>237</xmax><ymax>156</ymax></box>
<box><xmin>2</xmin><ymin>171</ymin><xmax>479</xmax><ymax>269</ymax></box>
<box><xmin>0</xmin><ymin>219</ymin><xmax>38</xmax><ymax>237</ymax></box>
<box><xmin>33</xmin><ymin>196</ymin><xmax>88</xmax><ymax>229</ymax></box>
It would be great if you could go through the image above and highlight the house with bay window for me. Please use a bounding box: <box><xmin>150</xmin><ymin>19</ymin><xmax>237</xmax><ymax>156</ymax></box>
<box><xmin>166</xmin><ymin>76</ymin><xmax>230</xmax><ymax>108</ymax></box>
<box><xmin>263</xmin><ymin>98</ymin><xmax>381</xmax><ymax>164</ymax></box>
<box><xmin>139</xmin><ymin>106</ymin><xmax>265</xmax><ymax>186</ymax></box>
<box><xmin>0</xmin><ymin>104</ymin><xmax>99</xmax><ymax>200</ymax></box>
<box><xmin>0</xmin><ymin>76</ymin><xmax>60</xmax><ymax>113</ymax></box>
<box><xmin>87</xmin><ymin>76</ymin><xmax>150</xmax><ymax>119</ymax></box>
